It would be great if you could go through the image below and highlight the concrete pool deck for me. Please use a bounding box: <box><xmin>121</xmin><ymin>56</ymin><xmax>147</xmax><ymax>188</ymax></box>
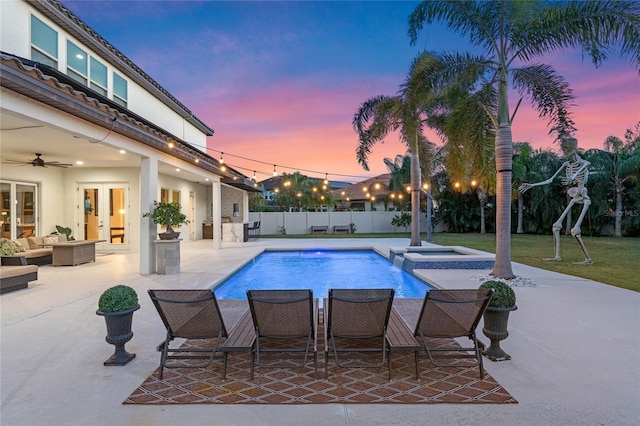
<box><xmin>1</xmin><ymin>238</ymin><xmax>638</xmax><ymax>425</ymax></box>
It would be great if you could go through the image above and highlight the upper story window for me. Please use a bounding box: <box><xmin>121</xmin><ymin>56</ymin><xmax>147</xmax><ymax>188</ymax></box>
<box><xmin>90</xmin><ymin>58</ymin><xmax>108</xmax><ymax>96</ymax></box>
<box><xmin>66</xmin><ymin>40</ymin><xmax>88</xmax><ymax>85</ymax></box>
<box><xmin>113</xmin><ymin>72</ymin><xmax>128</xmax><ymax>108</ymax></box>
<box><xmin>30</xmin><ymin>15</ymin><xmax>58</xmax><ymax>67</ymax></box>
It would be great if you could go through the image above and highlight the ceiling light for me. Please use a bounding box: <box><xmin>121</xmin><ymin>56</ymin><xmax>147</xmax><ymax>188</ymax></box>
<box><xmin>205</xmin><ymin>178</ymin><xmax>210</xmax><ymax>182</ymax></box>
<box><xmin>119</xmin><ymin>149</ymin><xmax>126</xmax><ymax>154</ymax></box>
<box><xmin>176</xmin><ymin>168</ymin><xmax>180</xmax><ymax>172</ymax></box>
<box><xmin>75</xmin><ymin>160</ymin><xmax>84</xmax><ymax>165</ymax></box>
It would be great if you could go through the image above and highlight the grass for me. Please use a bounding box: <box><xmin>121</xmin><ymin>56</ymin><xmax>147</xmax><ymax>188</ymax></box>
<box><xmin>264</xmin><ymin>232</ymin><xmax>639</xmax><ymax>292</ymax></box>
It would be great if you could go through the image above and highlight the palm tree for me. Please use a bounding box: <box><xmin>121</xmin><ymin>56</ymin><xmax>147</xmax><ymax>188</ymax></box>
<box><xmin>588</xmin><ymin>123</ymin><xmax>640</xmax><ymax>237</ymax></box>
<box><xmin>408</xmin><ymin>0</ymin><xmax>640</xmax><ymax>278</ymax></box>
<box><xmin>512</xmin><ymin>142</ymin><xmax>534</xmax><ymax>234</ymax></box>
<box><xmin>353</xmin><ymin>70</ymin><xmax>437</xmax><ymax>245</ymax></box>
<box><xmin>427</xmin><ymin>85</ymin><xmax>496</xmax><ymax>233</ymax></box>
<box><xmin>384</xmin><ymin>155</ymin><xmax>411</xmax><ymax>211</ymax></box>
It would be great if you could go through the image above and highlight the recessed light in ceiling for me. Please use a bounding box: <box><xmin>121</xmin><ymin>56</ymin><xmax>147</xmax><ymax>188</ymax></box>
<box><xmin>75</xmin><ymin>160</ymin><xmax>84</xmax><ymax>165</ymax></box>
<box><xmin>175</xmin><ymin>168</ymin><xmax>180</xmax><ymax>172</ymax></box>
<box><xmin>119</xmin><ymin>149</ymin><xmax>126</xmax><ymax>154</ymax></box>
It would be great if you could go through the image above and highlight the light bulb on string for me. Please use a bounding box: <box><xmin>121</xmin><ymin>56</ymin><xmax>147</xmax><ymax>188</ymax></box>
<box><xmin>273</xmin><ymin>165</ymin><xmax>277</xmax><ymax>177</ymax></box>
<box><xmin>253</xmin><ymin>171</ymin><xmax>257</xmax><ymax>181</ymax></box>
<box><xmin>324</xmin><ymin>173</ymin><xmax>328</xmax><ymax>185</ymax></box>
<box><xmin>219</xmin><ymin>153</ymin><xmax>224</xmax><ymax>164</ymax></box>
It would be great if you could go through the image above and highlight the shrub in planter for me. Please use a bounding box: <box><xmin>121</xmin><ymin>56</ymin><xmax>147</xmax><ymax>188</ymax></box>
<box><xmin>479</xmin><ymin>280</ymin><xmax>517</xmax><ymax>361</ymax></box>
<box><xmin>98</xmin><ymin>285</ymin><xmax>138</xmax><ymax>313</ymax></box>
<box><xmin>480</xmin><ymin>280</ymin><xmax>516</xmax><ymax>308</ymax></box>
<box><xmin>96</xmin><ymin>285</ymin><xmax>140</xmax><ymax>366</ymax></box>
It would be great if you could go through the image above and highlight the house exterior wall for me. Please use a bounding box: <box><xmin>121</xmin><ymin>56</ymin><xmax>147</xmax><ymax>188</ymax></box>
<box><xmin>1</xmin><ymin>1</ymin><xmax>256</xmax><ymax>273</ymax></box>
<box><xmin>221</xmin><ymin>185</ymin><xmax>244</xmax><ymax>222</ymax></box>
<box><xmin>0</xmin><ymin>1</ymin><xmax>207</xmax><ymax>147</ymax></box>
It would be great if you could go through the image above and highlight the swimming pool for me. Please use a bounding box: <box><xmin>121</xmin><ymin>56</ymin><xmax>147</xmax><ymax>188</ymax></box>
<box><xmin>214</xmin><ymin>249</ymin><xmax>432</xmax><ymax>300</ymax></box>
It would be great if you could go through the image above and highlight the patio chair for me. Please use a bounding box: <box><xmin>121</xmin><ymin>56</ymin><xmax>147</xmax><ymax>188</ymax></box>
<box><xmin>247</xmin><ymin>221</ymin><xmax>261</xmax><ymax>241</ymax></box>
<box><xmin>148</xmin><ymin>289</ymin><xmax>227</xmax><ymax>379</ymax></box>
<box><xmin>413</xmin><ymin>288</ymin><xmax>494</xmax><ymax>380</ymax></box>
<box><xmin>247</xmin><ymin>289</ymin><xmax>318</xmax><ymax>379</ymax></box>
<box><xmin>324</xmin><ymin>288</ymin><xmax>395</xmax><ymax>379</ymax></box>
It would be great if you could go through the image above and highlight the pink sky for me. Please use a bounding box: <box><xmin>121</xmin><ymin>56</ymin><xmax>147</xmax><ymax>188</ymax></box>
<box><xmin>202</xmin><ymin>58</ymin><xmax>639</xmax><ymax>183</ymax></box>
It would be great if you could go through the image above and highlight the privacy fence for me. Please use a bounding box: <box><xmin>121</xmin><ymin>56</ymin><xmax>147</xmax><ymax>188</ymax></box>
<box><xmin>247</xmin><ymin>211</ymin><xmax>443</xmax><ymax>235</ymax></box>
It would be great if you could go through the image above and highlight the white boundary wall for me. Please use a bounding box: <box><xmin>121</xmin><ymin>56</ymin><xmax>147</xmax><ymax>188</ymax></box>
<box><xmin>248</xmin><ymin>211</ymin><xmax>431</xmax><ymax>235</ymax></box>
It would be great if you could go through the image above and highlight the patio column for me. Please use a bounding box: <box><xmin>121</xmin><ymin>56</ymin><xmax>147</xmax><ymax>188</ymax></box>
<box><xmin>140</xmin><ymin>156</ymin><xmax>158</xmax><ymax>274</ymax></box>
<box><xmin>211</xmin><ymin>177</ymin><xmax>222</xmax><ymax>249</ymax></box>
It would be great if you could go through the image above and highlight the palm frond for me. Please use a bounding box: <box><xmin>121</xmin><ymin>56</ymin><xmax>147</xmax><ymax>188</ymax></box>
<box><xmin>511</xmin><ymin>63</ymin><xmax>576</xmax><ymax>137</ymax></box>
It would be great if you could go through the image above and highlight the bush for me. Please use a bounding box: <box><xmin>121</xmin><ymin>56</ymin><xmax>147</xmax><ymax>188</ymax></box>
<box><xmin>391</xmin><ymin>211</ymin><xmax>412</xmax><ymax>232</ymax></box>
<box><xmin>479</xmin><ymin>280</ymin><xmax>516</xmax><ymax>308</ymax></box>
<box><xmin>98</xmin><ymin>285</ymin><xmax>138</xmax><ymax>313</ymax></box>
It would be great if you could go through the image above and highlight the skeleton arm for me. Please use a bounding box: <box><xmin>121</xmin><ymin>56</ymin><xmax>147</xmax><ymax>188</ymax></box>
<box><xmin>518</xmin><ymin>162</ymin><xmax>567</xmax><ymax>194</ymax></box>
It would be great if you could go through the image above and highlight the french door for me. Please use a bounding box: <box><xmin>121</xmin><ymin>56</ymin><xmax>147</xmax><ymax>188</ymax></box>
<box><xmin>78</xmin><ymin>183</ymin><xmax>129</xmax><ymax>250</ymax></box>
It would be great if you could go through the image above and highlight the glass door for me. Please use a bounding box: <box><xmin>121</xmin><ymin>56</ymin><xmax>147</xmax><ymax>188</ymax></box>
<box><xmin>1</xmin><ymin>181</ymin><xmax>37</xmax><ymax>239</ymax></box>
<box><xmin>79</xmin><ymin>183</ymin><xmax>129</xmax><ymax>250</ymax></box>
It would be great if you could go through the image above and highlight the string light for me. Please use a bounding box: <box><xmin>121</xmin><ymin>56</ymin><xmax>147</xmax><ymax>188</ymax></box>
<box><xmin>219</xmin><ymin>153</ymin><xmax>224</xmax><ymax>164</ymax></box>
<box><xmin>324</xmin><ymin>173</ymin><xmax>328</xmax><ymax>184</ymax></box>
<box><xmin>273</xmin><ymin>165</ymin><xmax>277</xmax><ymax>177</ymax></box>
<box><xmin>253</xmin><ymin>171</ymin><xmax>257</xmax><ymax>181</ymax></box>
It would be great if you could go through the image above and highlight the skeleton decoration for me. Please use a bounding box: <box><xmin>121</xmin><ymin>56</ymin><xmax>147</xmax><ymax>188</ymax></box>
<box><xmin>519</xmin><ymin>137</ymin><xmax>593</xmax><ymax>264</ymax></box>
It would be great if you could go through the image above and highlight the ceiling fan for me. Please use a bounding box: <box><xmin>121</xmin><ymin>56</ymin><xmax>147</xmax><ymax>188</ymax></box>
<box><xmin>2</xmin><ymin>153</ymin><xmax>73</xmax><ymax>168</ymax></box>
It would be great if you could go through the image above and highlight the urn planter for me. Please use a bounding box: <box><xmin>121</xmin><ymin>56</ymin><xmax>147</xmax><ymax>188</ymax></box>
<box><xmin>482</xmin><ymin>305</ymin><xmax>517</xmax><ymax>361</ymax></box>
<box><xmin>97</xmin><ymin>304</ymin><xmax>140</xmax><ymax>366</ymax></box>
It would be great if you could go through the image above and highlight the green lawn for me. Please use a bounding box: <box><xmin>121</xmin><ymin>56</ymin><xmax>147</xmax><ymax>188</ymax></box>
<box><xmin>264</xmin><ymin>232</ymin><xmax>639</xmax><ymax>292</ymax></box>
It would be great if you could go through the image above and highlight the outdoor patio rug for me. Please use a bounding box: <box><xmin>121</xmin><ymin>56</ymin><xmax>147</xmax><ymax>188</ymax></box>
<box><xmin>124</xmin><ymin>337</ymin><xmax>517</xmax><ymax>405</ymax></box>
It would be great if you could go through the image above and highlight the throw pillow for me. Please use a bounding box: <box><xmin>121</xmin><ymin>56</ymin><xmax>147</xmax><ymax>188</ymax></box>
<box><xmin>43</xmin><ymin>236</ymin><xmax>59</xmax><ymax>245</ymax></box>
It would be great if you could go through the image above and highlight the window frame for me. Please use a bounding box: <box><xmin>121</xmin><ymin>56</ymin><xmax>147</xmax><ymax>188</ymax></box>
<box><xmin>113</xmin><ymin>72</ymin><xmax>128</xmax><ymax>108</ymax></box>
<box><xmin>30</xmin><ymin>14</ymin><xmax>58</xmax><ymax>67</ymax></box>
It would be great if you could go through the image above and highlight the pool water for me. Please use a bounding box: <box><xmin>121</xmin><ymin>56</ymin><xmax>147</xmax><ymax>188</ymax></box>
<box><xmin>214</xmin><ymin>250</ymin><xmax>432</xmax><ymax>300</ymax></box>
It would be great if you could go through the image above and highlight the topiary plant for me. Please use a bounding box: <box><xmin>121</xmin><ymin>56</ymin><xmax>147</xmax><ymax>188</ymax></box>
<box><xmin>142</xmin><ymin>201</ymin><xmax>189</xmax><ymax>234</ymax></box>
<box><xmin>479</xmin><ymin>280</ymin><xmax>516</xmax><ymax>309</ymax></box>
<box><xmin>98</xmin><ymin>285</ymin><xmax>139</xmax><ymax>313</ymax></box>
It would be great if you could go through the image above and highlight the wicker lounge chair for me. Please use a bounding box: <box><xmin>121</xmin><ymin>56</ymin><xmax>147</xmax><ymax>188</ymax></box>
<box><xmin>324</xmin><ymin>288</ymin><xmax>395</xmax><ymax>379</ymax></box>
<box><xmin>148</xmin><ymin>289</ymin><xmax>227</xmax><ymax>379</ymax></box>
<box><xmin>247</xmin><ymin>289</ymin><xmax>318</xmax><ymax>380</ymax></box>
<box><xmin>413</xmin><ymin>288</ymin><xmax>494</xmax><ymax>379</ymax></box>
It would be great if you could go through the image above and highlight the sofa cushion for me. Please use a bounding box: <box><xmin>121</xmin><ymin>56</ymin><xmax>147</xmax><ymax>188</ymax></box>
<box><xmin>15</xmin><ymin>238</ymin><xmax>30</xmax><ymax>251</ymax></box>
<box><xmin>27</xmin><ymin>236</ymin><xmax>45</xmax><ymax>249</ymax></box>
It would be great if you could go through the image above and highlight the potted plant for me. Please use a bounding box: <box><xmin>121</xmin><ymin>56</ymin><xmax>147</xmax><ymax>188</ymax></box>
<box><xmin>54</xmin><ymin>225</ymin><xmax>75</xmax><ymax>241</ymax></box>
<box><xmin>142</xmin><ymin>201</ymin><xmax>189</xmax><ymax>240</ymax></box>
<box><xmin>0</xmin><ymin>239</ymin><xmax>27</xmax><ymax>265</ymax></box>
<box><xmin>96</xmin><ymin>285</ymin><xmax>140</xmax><ymax>366</ymax></box>
<box><xmin>479</xmin><ymin>280</ymin><xmax>517</xmax><ymax>361</ymax></box>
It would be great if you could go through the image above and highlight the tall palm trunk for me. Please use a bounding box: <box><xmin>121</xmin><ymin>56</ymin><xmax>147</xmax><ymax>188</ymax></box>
<box><xmin>492</xmin><ymin>66</ymin><xmax>515</xmax><ymax>279</ymax></box>
<box><xmin>477</xmin><ymin>189</ymin><xmax>487</xmax><ymax>234</ymax></box>
<box><xmin>615</xmin><ymin>180</ymin><xmax>623</xmax><ymax>237</ymax></box>
<box><xmin>410</xmin><ymin>152</ymin><xmax>422</xmax><ymax>246</ymax></box>
<box><xmin>517</xmin><ymin>196</ymin><xmax>524</xmax><ymax>234</ymax></box>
